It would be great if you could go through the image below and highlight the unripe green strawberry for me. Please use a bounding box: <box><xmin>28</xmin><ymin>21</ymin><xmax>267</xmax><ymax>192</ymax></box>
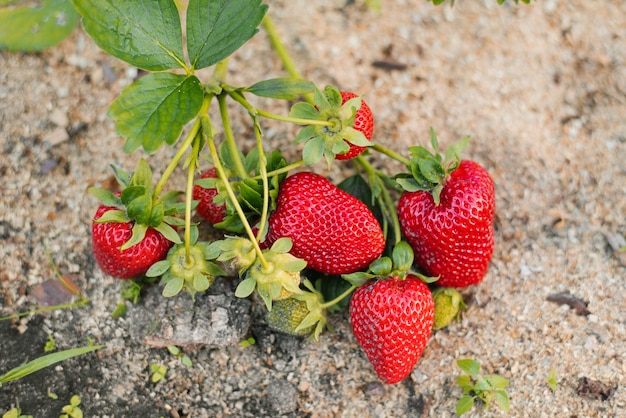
<box><xmin>266</xmin><ymin>298</ymin><xmax>315</xmax><ymax>337</ymax></box>
<box><xmin>432</xmin><ymin>287</ymin><xmax>466</xmax><ymax>330</ymax></box>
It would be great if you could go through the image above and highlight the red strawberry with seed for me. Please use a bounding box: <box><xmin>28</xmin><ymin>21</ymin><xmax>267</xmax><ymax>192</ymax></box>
<box><xmin>92</xmin><ymin>204</ymin><xmax>174</xmax><ymax>279</ymax></box>
<box><xmin>193</xmin><ymin>167</ymin><xmax>226</xmax><ymax>224</ymax></box>
<box><xmin>350</xmin><ymin>275</ymin><xmax>434</xmax><ymax>384</ymax></box>
<box><xmin>265</xmin><ymin>172</ymin><xmax>385</xmax><ymax>275</ymax></box>
<box><xmin>397</xmin><ymin>132</ymin><xmax>495</xmax><ymax>288</ymax></box>
<box><xmin>335</xmin><ymin>91</ymin><xmax>374</xmax><ymax>160</ymax></box>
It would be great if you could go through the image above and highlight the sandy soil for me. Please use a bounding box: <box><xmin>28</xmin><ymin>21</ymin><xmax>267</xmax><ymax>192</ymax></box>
<box><xmin>1</xmin><ymin>0</ymin><xmax>625</xmax><ymax>417</ymax></box>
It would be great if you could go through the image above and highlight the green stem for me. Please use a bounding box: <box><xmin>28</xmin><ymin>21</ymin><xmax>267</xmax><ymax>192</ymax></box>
<box><xmin>203</xmin><ymin>116</ymin><xmax>270</xmax><ymax>271</ymax></box>
<box><xmin>153</xmin><ymin>106</ymin><xmax>206</xmax><ymax>199</ymax></box>
<box><xmin>356</xmin><ymin>155</ymin><xmax>402</xmax><ymax>245</ymax></box>
<box><xmin>371</xmin><ymin>143</ymin><xmax>411</xmax><ymax>167</ymax></box>
<box><xmin>218</xmin><ymin>93</ymin><xmax>248</xmax><ymax>179</ymax></box>
<box><xmin>262</xmin><ymin>14</ymin><xmax>303</xmax><ymax>79</ymax></box>
<box><xmin>256</xmin><ymin>108</ymin><xmax>333</xmax><ymax>127</ymax></box>
<box><xmin>262</xmin><ymin>15</ymin><xmax>315</xmax><ymax>105</ymax></box>
<box><xmin>225</xmin><ymin>88</ymin><xmax>331</xmax><ymax>127</ymax></box>
<box><xmin>320</xmin><ymin>285</ymin><xmax>357</xmax><ymax>310</ymax></box>
<box><xmin>183</xmin><ymin>132</ymin><xmax>203</xmax><ymax>261</ymax></box>
<box><xmin>0</xmin><ymin>299</ymin><xmax>90</xmax><ymax>321</ymax></box>
<box><xmin>250</xmin><ymin>160</ymin><xmax>305</xmax><ymax>181</ymax></box>
<box><xmin>251</xmin><ymin>118</ymin><xmax>270</xmax><ymax>242</ymax></box>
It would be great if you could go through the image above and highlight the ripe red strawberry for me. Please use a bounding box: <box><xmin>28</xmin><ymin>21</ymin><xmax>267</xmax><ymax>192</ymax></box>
<box><xmin>350</xmin><ymin>275</ymin><xmax>434</xmax><ymax>384</ymax></box>
<box><xmin>193</xmin><ymin>167</ymin><xmax>226</xmax><ymax>224</ymax></box>
<box><xmin>265</xmin><ymin>172</ymin><xmax>385</xmax><ymax>275</ymax></box>
<box><xmin>92</xmin><ymin>204</ymin><xmax>174</xmax><ymax>279</ymax></box>
<box><xmin>398</xmin><ymin>148</ymin><xmax>495</xmax><ymax>288</ymax></box>
<box><xmin>335</xmin><ymin>91</ymin><xmax>374</xmax><ymax>160</ymax></box>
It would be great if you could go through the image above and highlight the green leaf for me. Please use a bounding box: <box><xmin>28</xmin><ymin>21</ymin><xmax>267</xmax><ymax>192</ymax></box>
<box><xmin>245</xmin><ymin>78</ymin><xmax>315</xmax><ymax>100</ymax></box>
<box><xmin>456</xmin><ymin>375</ymin><xmax>472</xmax><ymax>388</ymax></box>
<box><xmin>108</xmin><ymin>73</ymin><xmax>204</xmax><ymax>154</ymax></box>
<box><xmin>186</xmin><ymin>0</ymin><xmax>267</xmax><ymax>70</ymax></box>
<box><xmin>0</xmin><ymin>344</ymin><xmax>102</xmax><ymax>384</ymax></box>
<box><xmin>455</xmin><ymin>396</ymin><xmax>475</xmax><ymax>416</ymax></box>
<box><xmin>493</xmin><ymin>389</ymin><xmax>510</xmax><ymax>413</ymax></box>
<box><xmin>162</xmin><ymin>276</ymin><xmax>184</xmax><ymax>297</ymax></box>
<box><xmin>0</xmin><ymin>0</ymin><xmax>79</xmax><ymax>52</ymax></box>
<box><xmin>72</xmin><ymin>0</ymin><xmax>185</xmax><ymax>71</ymax></box>
<box><xmin>489</xmin><ymin>374</ymin><xmax>510</xmax><ymax>389</ymax></box>
<box><xmin>457</xmin><ymin>358</ymin><xmax>481</xmax><ymax>376</ymax></box>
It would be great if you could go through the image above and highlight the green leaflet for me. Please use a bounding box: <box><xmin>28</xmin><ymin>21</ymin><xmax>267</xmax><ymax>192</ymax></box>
<box><xmin>0</xmin><ymin>0</ymin><xmax>79</xmax><ymax>51</ymax></box>
<box><xmin>72</xmin><ymin>0</ymin><xmax>185</xmax><ymax>71</ymax></box>
<box><xmin>186</xmin><ymin>0</ymin><xmax>268</xmax><ymax>70</ymax></box>
<box><xmin>108</xmin><ymin>73</ymin><xmax>204</xmax><ymax>154</ymax></box>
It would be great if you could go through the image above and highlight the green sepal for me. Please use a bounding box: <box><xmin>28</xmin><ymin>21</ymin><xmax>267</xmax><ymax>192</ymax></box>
<box><xmin>193</xmin><ymin>272</ymin><xmax>210</xmax><ymax>293</ymax></box>
<box><xmin>146</xmin><ymin>260</ymin><xmax>172</xmax><ymax>278</ymax></box>
<box><xmin>302</xmin><ymin>136</ymin><xmax>325</xmax><ymax>166</ymax></box>
<box><xmin>341</xmin><ymin>272</ymin><xmax>375</xmax><ymax>287</ymax></box>
<box><xmin>235</xmin><ymin>277</ymin><xmax>256</xmax><ymax>298</ymax></box>
<box><xmin>397</xmin><ymin>128</ymin><xmax>471</xmax><ymax>205</ymax></box>
<box><xmin>369</xmin><ymin>257</ymin><xmax>392</xmax><ymax>276</ymax></box>
<box><xmin>289</xmin><ymin>102</ymin><xmax>320</xmax><ymax>121</ymax></box>
<box><xmin>88</xmin><ymin>187</ymin><xmax>122</xmax><ymax>208</ymax></box>
<box><xmin>392</xmin><ymin>241</ymin><xmax>414</xmax><ymax>272</ymax></box>
<box><xmin>126</xmin><ymin>194</ymin><xmax>152</xmax><ymax>225</ymax></box>
<box><xmin>153</xmin><ymin>223</ymin><xmax>182</xmax><ymax>245</ymax></box>
<box><xmin>93</xmin><ymin>209</ymin><xmax>127</xmax><ymax>224</ymax></box>
<box><xmin>118</xmin><ymin>223</ymin><xmax>147</xmax><ymax>251</ymax></box>
<box><xmin>120</xmin><ymin>186</ymin><xmax>147</xmax><ymax>206</ymax></box>
<box><xmin>162</xmin><ymin>276</ymin><xmax>184</xmax><ymax>298</ymax></box>
<box><xmin>244</xmin><ymin>78</ymin><xmax>315</xmax><ymax>100</ymax></box>
<box><xmin>110</xmin><ymin>164</ymin><xmax>131</xmax><ymax>188</ymax></box>
<box><xmin>270</xmin><ymin>237</ymin><xmax>293</xmax><ymax>253</ymax></box>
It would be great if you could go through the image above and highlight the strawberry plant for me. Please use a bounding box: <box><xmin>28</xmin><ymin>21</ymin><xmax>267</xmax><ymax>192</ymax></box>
<box><xmin>35</xmin><ymin>0</ymin><xmax>525</xmax><ymax>406</ymax></box>
<box><xmin>455</xmin><ymin>358</ymin><xmax>510</xmax><ymax>415</ymax></box>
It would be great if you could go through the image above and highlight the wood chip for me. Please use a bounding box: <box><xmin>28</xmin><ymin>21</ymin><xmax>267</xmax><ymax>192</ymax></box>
<box><xmin>576</xmin><ymin>377</ymin><xmax>617</xmax><ymax>401</ymax></box>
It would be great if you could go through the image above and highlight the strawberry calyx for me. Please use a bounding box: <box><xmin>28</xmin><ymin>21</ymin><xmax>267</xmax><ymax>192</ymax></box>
<box><xmin>222</xmin><ymin>237</ymin><xmax>306</xmax><ymax>310</ymax></box>
<box><xmin>342</xmin><ymin>241</ymin><xmax>438</xmax><ymax>286</ymax></box>
<box><xmin>146</xmin><ymin>239</ymin><xmax>226</xmax><ymax>299</ymax></box>
<box><xmin>89</xmin><ymin>159</ymin><xmax>183</xmax><ymax>250</ymax></box>
<box><xmin>289</xmin><ymin>85</ymin><xmax>372</xmax><ymax>166</ymax></box>
<box><xmin>432</xmin><ymin>287</ymin><xmax>467</xmax><ymax>330</ymax></box>
<box><xmin>395</xmin><ymin>128</ymin><xmax>470</xmax><ymax>205</ymax></box>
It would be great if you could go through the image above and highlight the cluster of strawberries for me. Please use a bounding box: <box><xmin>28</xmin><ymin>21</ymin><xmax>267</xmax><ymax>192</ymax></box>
<box><xmin>91</xmin><ymin>88</ymin><xmax>495</xmax><ymax>385</ymax></box>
